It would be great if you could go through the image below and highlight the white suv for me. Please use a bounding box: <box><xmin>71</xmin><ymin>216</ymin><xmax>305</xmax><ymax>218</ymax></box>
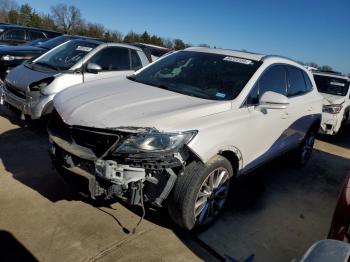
<box><xmin>48</xmin><ymin>47</ymin><xmax>322</xmax><ymax>230</ymax></box>
<box><xmin>313</xmin><ymin>71</ymin><xmax>350</xmax><ymax>135</ymax></box>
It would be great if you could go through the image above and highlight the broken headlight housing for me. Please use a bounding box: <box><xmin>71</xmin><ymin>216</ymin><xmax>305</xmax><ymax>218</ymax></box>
<box><xmin>114</xmin><ymin>130</ymin><xmax>197</xmax><ymax>154</ymax></box>
<box><xmin>322</xmin><ymin>104</ymin><xmax>343</xmax><ymax>114</ymax></box>
<box><xmin>29</xmin><ymin>77</ymin><xmax>54</xmax><ymax>93</ymax></box>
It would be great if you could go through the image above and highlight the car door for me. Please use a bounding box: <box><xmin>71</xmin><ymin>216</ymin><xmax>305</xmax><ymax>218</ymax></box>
<box><xmin>241</xmin><ymin>65</ymin><xmax>292</xmax><ymax>172</ymax></box>
<box><xmin>83</xmin><ymin>46</ymin><xmax>136</xmax><ymax>82</ymax></box>
<box><xmin>284</xmin><ymin>65</ymin><xmax>315</xmax><ymax>149</ymax></box>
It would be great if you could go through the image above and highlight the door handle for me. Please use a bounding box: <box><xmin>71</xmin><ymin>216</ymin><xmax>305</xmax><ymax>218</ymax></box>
<box><xmin>281</xmin><ymin>112</ymin><xmax>289</xmax><ymax>119</ymax></box>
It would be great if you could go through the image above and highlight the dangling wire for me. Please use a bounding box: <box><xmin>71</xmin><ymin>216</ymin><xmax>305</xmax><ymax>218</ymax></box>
<box><xmin>132</xmin><ymin>180</ymin><xmax>145</xmax><ymax>234</ymax></box>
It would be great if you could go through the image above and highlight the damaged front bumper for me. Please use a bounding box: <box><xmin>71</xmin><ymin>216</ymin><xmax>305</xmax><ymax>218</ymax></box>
<box><xmin>48</xmin><ymin>112</ymin><xmax>191</xmax><ymax>206</ymax></box>
<box><xmin>1</xmin><ymin>82</ymin><xmax>53</xmax><ymax>119</ymax></box>
<box><xmin>319</xmin><ymin>113</ymin><xmax>340</xmax><ymax>135</ymax></box>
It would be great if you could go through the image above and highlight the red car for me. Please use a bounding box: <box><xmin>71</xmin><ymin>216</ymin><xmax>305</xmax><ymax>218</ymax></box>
<box><xmin>329</xmin><ymin>175</ymin><xmax>350</xmax><ymax>242</ymax></box>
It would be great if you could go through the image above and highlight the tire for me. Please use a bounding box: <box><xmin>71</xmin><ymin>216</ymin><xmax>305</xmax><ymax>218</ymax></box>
<box><xmin>295</xmin><ymin>130</ymin><xmax>316</xmax><ymax>165</ymax></box>
<box><xmin>168</xmin><ymin>155</ymin><xmax>233</xmax><ymax>230</ymax></box>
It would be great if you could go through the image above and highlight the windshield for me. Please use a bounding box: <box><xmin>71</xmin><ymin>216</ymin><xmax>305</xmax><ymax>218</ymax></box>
<box><xmin>34</xmin><ymin>40</ymin><xmax>99</xmax><ymax>71</ymax></box>
<box><xmin>130</xmin><ymin>51</ymin><xmax>261</xmax><ymax>100</ymax></box>
<box><xmin>314</xmin><ymin>75</ymin><xmax>350</xmax><ymax>96</ymax></box>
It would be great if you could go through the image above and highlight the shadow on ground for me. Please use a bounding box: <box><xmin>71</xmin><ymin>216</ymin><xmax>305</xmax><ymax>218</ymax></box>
<box><xmin>317</xmin><ymin>124</ymin><xmax>350</xmax><ymax>150</ymax></box>
<box><xmin>0</xmin><ymin>230</ymin><xmax>38</xmax><ymax>262</ymax></box>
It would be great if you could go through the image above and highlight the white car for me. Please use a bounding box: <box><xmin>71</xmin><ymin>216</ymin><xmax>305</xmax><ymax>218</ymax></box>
<box><xmin>313</xmin><ymin>71</ymin><xmax>350</xmax><ymax>135</ymax></box>
<box><xmin>48</xmin><ymin>47</ymin><xmax>322</xmax><ymax>230</ymax></box>
<box><xmin>0</xmin><ymin>39</ymin><xmax>149</xmax><ymax>119</ymax></box>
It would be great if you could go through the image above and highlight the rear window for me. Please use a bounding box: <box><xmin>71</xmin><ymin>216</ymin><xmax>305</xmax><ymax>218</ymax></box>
<box><xmin>314</xmin><ymin>75</ymin><xmax>349</xmax><ymax>96</ymax></box>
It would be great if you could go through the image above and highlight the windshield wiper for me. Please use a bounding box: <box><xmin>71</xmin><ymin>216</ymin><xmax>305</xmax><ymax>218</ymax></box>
<box><xmin>35</xmin><ymin>61</ymin><xmax>60</xmax><ymax>71</ymax></box>
<box><xmin>126</xmin><ymin>76</ymin><xmax>170</xmax><ymax>91</ymax></box>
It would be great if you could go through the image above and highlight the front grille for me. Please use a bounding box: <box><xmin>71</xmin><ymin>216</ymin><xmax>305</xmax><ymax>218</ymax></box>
<box><xmin>5</xmin><ymin>82</ymin><xmax>26</xmax><ymax>99</ymax></box>
<box><xmin>49</xmin><ymin>111</ymin><xmax>129</xmax><ymax>157</ymax></box>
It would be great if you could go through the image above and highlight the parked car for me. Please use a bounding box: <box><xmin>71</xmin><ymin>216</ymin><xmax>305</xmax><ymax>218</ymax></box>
<box><xmin>0</xmin><ymin>24</ymin><xmax>61</xmax><ymax>46</ymax></box>
<box><xmin>0</xmin><ymin>35</ymin><xmax>107</xmax><ymax>81</ymax></box>
<box><xmin>313</xmin><ymin>71</ymin><xmax>350</xmax><ymax>135</ymax></box>
<box><xmin>130</xmin><ymin>42</ymin><xmax>172</xmax><ymax>62</ymax></box>
<box><xmin>329</xmin><ymin>175</ymin><xmax>350</xmax><ymax>243</ymax></box>
<box><xmin>0</xmin><ymin>39</ymin><xmax>149</xmax><ymax>119</ymax></box>
<box><xmin>48</xmin><ymin>47</ymin><xmax>323</xmax><ymax>230</ymax></box>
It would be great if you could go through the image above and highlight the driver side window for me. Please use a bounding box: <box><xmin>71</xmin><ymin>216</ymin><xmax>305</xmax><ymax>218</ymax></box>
<box><xmin>89</xmin><ymin>47</ymin><xmax>130</xmax><ymax>71</ymax></box>
<box><xmin>246</xmin><ymin>65</ymin><xmax>287</xmax><ymax>106</ymax></box>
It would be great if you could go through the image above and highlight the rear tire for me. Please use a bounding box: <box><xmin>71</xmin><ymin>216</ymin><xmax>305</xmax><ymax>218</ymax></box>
<box><xmin>295</xmin><ymin>130</ymin><xmax>316</xmax><ymax>165</ymax></box>
<box><xmin>168</xmin><ymin>155</ymin><xmax>233</xmax><ymax>230</ymax></box>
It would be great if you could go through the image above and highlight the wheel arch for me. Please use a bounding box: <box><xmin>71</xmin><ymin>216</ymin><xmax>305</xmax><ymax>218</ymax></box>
<box><xmin>217</xmin><ymin>146</ymin><xmax>243</xmax><ymax>177</ymax></box>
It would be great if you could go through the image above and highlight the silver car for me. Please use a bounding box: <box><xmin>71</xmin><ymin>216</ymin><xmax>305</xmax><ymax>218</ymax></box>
<box><xmin>0</xmin><ymin>39</ymin><xmax>149</xmax><ymax>119</ymax></box>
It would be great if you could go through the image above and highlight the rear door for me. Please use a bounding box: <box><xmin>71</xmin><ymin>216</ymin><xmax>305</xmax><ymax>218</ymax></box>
<box><xmin>83</xmin><ymin>47</ymin><xmax>138</xmax><ymax>82</ymax></box>
<box><xmin>284</xmin><ymin>66</ymin><xmax>317</xmax><ymax>148</ymax></box>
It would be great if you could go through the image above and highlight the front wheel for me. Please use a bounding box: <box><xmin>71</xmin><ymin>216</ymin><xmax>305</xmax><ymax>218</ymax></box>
<box><xmin>168</xmin><ymin>155</ymin><xmax>233</xmax><ymax>230</ymax></box>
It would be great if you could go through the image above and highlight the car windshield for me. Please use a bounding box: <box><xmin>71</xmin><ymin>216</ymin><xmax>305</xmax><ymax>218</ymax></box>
<box><xmin>130</xmin><ymin>50</ymin><xmax>262</xmax><ymax>100</ymax></box>
<box><xmin>314</xmin><ymin>75</ymin><xmax>350</xmax><ymax>96</ymax></box>
<box><xmin>34</xmin><ymin>40</ymin><xmax>99</xmax><ymax>71</ymax></box>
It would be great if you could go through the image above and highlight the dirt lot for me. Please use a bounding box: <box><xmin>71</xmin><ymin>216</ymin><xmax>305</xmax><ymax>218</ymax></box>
<box><xmin>1</xmin><ymin>105</ymin><xmax>349</xmax><ymax>262</ymax></box>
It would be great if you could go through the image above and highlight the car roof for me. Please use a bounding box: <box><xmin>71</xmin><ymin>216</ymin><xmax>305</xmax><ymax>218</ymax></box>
<box><xmin>313</xmin><ymin>71</ymin><xmax>350</xmax><ymax>81</ymax></box>
<box><xmin>184</xmin><ymin>47</ymin><xmax>300</xmax><ymax>67</ymax></box>
<box><xmin>131</xmin><ymin>42</ymin><xmax>171</xmax><ymax>50</ymax></box>
<box><xmin>185</xmin><ymin>47</ymin><xmax>264</xmax><ymax>61</ymax></box>
<box><xmin>0</xmin><ymin>24</ymin><xmax>59</xmax><ymax>34</ymax></box>
<box><xmin>69</xmin><ymin>38</ymin><xmax>104</xmax><ymax>45</ymax></box>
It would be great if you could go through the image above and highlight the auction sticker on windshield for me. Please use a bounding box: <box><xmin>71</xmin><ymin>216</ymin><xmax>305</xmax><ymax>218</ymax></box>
<box><xmin>76</xmin><ymin>46</ymin><xmax>93</xmax><ymax>52</ymax></box>
<box><xmin>223</xmin><ymin>56</ymin><xmax>253</xmax><ymax>65</ymax></box>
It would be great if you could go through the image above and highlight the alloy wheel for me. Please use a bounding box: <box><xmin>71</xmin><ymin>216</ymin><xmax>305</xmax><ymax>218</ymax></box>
<box><xmin>194</xmin><ymin>167</ymin><xmax>230</xmax><ymax>226</ymax></box>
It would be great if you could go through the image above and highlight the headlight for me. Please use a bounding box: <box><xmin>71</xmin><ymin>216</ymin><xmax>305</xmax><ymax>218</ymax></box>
<box><xmin>1</xmin><ymin>55</ymin><xmax>33</xmax><ymax>61</ymax></box>
<box><xmin>29</xmin><ymin>77</ymin><xmax>54</xmax><ymax>92</ymax></box>
<box><xmin>322</xmin><ymin>104</ymin><xmax>343</xmax><ymax>114</ymax></box>
<box><xmin>113</xmin><ymin>130</ymin><xmax>197</xmax><ymax>154</ymax></box>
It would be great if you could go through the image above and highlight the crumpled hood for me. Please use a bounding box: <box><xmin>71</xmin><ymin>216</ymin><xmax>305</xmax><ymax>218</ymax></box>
<box><xmin>54</xmin><ymin>77</ymin><xmax>232</xmax><ymax>131</ymax></box>
<box><xmin>5</xmin><ymin>64</ymin><xmax>56</xmax><ymax>92</ymax></box>
<box><xmin>320</xmin><ymin>92</ymin><xmax>345</xmax><ymax>105</ymax></box>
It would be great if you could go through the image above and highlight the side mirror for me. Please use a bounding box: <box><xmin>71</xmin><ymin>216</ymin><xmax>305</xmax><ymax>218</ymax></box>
<box><xmin>259</xmin><ymin>91</ymin><xmax>289</xmax><ymax>109</ymax></box>
<box><xmin>86</xmin><ymin>62</ymin><xmax>102</xmax><ymax>74</ymax></box>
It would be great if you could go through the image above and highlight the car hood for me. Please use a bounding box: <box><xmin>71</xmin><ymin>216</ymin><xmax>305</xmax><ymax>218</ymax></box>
<box><xmin>54</xmin><ymin>77</ymin><xmax>232</xmax><ymax>131</ymax></box>
<box><xmin>5</xmin><ymin>64</ymin><xmax>57</xmax><ymax>91</ymax></box>
<box><xmin>320</xmin><ymin>92</ymin><xmax>345</xmax><ymax>105</ymax></box>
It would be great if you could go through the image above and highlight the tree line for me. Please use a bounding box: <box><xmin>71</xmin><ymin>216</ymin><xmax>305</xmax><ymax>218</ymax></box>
<box><xmin>0</xmin><ymin>0</ymin><xmax>196</xmax><ymax>50</ymax></box>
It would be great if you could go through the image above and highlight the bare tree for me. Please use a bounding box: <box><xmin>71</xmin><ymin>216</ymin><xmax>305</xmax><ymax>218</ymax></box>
<box><xmin>50</xmin><ymin>4</ymin><xmax>82</xmax><ymax>34</ymax></box>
